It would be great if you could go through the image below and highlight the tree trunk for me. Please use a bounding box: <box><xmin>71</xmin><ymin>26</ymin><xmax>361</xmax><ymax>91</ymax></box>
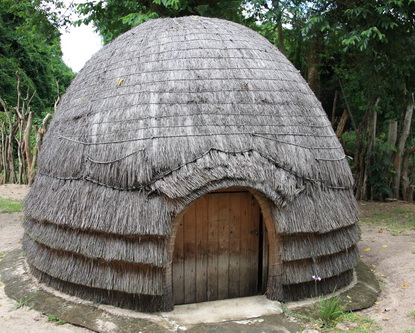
<box><xmin>387</xmin><ymin>121</ymin><xmax>398</xmax><ymax>149</ymax></box>
<box><xmin>401</xmin><ymin>145</ymin><xmax>415</xmax><ymax>202</ymax></box>
<box><xmin>29</xmin><ymin>113</ymin><xmax>52</xmax><ymax>185</ymax></box>
<box><xmin>353</xmin><ymin>114</ymin><xmax>368</xmax><ymax>200</ymax></box>
<box><xmin>362</xmin><ymin>108</ymin><xmax>377</xmax><ymax>201</ymax></box>
<box><xmin>339</xmin><ymin>80</ymin><xmax>356</xmax><ymax>130</ymax></box>
<box><xmin>307</xmin><ymin>37</ymin><xmax>321</xmax><ymax>99</ymax></box>
<box><xmin>277</xmin><ymin>21</ymin><xmax>286</xmax><ymax>55</ymax></box>
<box><xmin>24</xmin><ymin>111</ymin><xmax>34</xmax><ymax>171</ymax></box>
<box><xmin>336</xmin><ymin>109</ymin><xmax>349</xmax><ymax>139</ymax></box>
<box><xmin>331</xmin><ymin>90</ymin><xmax>339</xmax><ymax>125</ymax></box>
<box><xmin>354</xmin><ymin>98</ymin><xmax>379</xmax><ymax>200</ymax></box>
<box><xmin>392</xmin><ymin>93</ymin><xmax>414</xmax><ymax>199</ymax></box>
<box><xmin>271</xmin><ymin>0</ymin><xmax>286</xmax><ymax>55</ymax></box>
<box><xmin>0</xmin><ymin>122</ymin><xmax>7</xmax><ymax>184</ymax></box>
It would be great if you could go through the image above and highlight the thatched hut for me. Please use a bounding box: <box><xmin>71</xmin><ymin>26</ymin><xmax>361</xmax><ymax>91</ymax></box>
<box><xmin>23</xmin><ymin>16</ymin><xmax>360</xmax><ymax>312</ymax></box>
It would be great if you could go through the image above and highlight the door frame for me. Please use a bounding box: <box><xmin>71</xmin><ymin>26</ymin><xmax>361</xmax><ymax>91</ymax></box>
<box><xmin>163</xmin><ymin>187</ymin><xmax>282</xmax><ymax>308</ymax></box>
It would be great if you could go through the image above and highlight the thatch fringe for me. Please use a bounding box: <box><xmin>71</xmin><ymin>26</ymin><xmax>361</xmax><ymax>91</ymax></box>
<box><xmin>282</xmin><ymin>246</ymin><xmax>359</xmax><ymax>284</ymax></box>
<box><xmin>23</xmin><ymin>235</ymin><xmax>164</xmax><ymax>295</ymax></box>
<box><xmin>273</xmin><ymin>187</ymin><xmax>360</xmax><ymax>234</ymax></box>
<box><xmin>23</xmin><ymin>217</ymin><xmax>168</xmax><ymax>266</ymax></box>
<box><xmin>25</xmin><ymin>176</ymin><xmax>171</xmax><ymax>236</ymax></box>
<box><xmin>281</xmin><ymin>224</ymin><xmax>361</xmax><ymax>261</ymax></box>
<box><xmin>28</xmin><ymin>264</ymin><xmax>173</xmax><ymax>312</ymax></box>
<box><xmin>283</xmin><ymin>269</ymin><xmax>354</xmax><ymax>301</ymax></box>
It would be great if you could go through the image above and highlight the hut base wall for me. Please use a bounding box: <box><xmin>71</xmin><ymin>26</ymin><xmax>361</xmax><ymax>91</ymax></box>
<box><xmin>282</xmin><ymin>269</ymin><xmax>354</xmax><ymax>301</ymax></box>
<box><xmin>28</xmin><ymin>263</ymin><xmax>174</xmax><ymax>312</ymax></box>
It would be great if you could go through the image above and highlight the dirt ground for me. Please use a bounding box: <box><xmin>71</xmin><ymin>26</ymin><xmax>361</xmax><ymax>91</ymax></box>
<box><xmin>0</xmin><ymin>184</ymin><xmax>414</xmax><ymax>332</ymax></box>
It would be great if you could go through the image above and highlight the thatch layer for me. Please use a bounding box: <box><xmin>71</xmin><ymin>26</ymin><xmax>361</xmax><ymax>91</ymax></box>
<box><xmin>25</xmin><ymin>176</ymin><xmax>171</xmax><ymax>236</ymax></box>
<box><xmin>23</xmin><ymin>217</ymin><xmax>168</xmax><ymax>266</ymax></box>
<box><xmin>23</xmin><ymin>235</ymin><xmax>164</xmax><ymax>295</ymax></box>
<box><xmin>282</xmin><ymin>269</ymin><xmax>354</xmax><ymax>301</ymax></box>
<box><xmin>29</xmin><ymin>264</ymin><xmax>172</xmax><ymax>312</ymax></box>
<box><xmin>282</xmin><ymin>246</ymin><xmax>359</xmax><ymax>284</ymax></box>
<box><xmin>272</xmin><ymin>187</ymin><xmax>359</xmax><ymax>234</ymax></box>
<box><xmin>281</xmin><ymin>224</ymin><xmax>361</xmax><ymax>261</ymax></box>
<box><xmin>23</xmin><ymin>16</ymin><xmax>360</xmax><ymax>310</ymax></box>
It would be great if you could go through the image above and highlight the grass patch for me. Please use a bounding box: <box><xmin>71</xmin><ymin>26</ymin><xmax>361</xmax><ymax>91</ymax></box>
<box><xmin>362</xmin><ymin>218</ymin><xmax>414</xmax><ymax>229</ymax></box>
<box><xmin>47</xmin><ymin>314</ymin><xmax>68</xmax><ymax>325</ymax></box>
<box><xmin>410</xmin><ymin>311</ymin><xmax>415</xmax><ymax>320</ymax></box>
<box><xmin>334</xmin><ymin>312</ymin><xmax>381</xmax><ymax>332</ymax></box>
<box><xmin>0</xmin><ymin>251</ymin><xmax>7</xmax><ymax>260</ymax></box>
<box><xmin>319</xmin><ymin>294</ymin><xmax>344</xmax><ymax>328</ymax></box>
<box><xmin>360</xmin><ymin>208</ymin><xmax>415</xmax><ymax>232</ymax></box>
<box><xmin>13</xmin><ymin>296</ymin><xmax>33</xmax><ymax>310</ymax></box>
<box><xmin>0</xmin><ymin>197</ymin><xmax>23</xmax><ymax>213</ymax></box>
<box><xmin>282</xmin><ymin>299</ymin><xmax>381</xmax><ymax>333</ymax></box>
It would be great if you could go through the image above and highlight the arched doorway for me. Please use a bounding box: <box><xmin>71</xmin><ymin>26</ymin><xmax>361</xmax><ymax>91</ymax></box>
<box><xmin>172</xmin><ymin>188</ymin><xmax>269</xmax><ymax>304</ymax></box>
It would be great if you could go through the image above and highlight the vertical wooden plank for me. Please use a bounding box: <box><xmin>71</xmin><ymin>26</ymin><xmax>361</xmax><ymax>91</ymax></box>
<box><xmin>239</xmin><ymin>193</ymin><xmax>250</xmax><ymax>296</ymax></box>
<box><xmin>228</xmin><ymin>192</ymin><xmax>242</xmax><ymax>298</ymax></box>
<box><xmin>195</xmin><ymin>197</ymin><xmax>208</xmax><ymax>302</ymax></box>
<box><xmin>183</xmin><ymin>203</ymin><xmax>196</xmax><ymax>304</ymax></box>
<box><xmin>239</xmin><ymin>193</ymin><xmax>260</xmax><ymax>296</ymax></box>
<box><xmin>262</xmin><ymin>221</ymin><xmax>269</xmax><ymax>294</ymax></box>
<box><xmin>248</xmin><ymin>193</ymin><xmax>260</xmax><ymax>294</ymax></box>
<box><xmin>217</xmin><ymin>193</ymin><xmax>230</xmax><ymax>299</ymax></box>
<box><xmin>207</xmin><ymin>193</ymin><xmax>219</xmax><ymax>301</ymax></box>
<box><xmin>172</xmin><ymin>216</ymin><xmax>184</xmax><ymax>304</ymax></box>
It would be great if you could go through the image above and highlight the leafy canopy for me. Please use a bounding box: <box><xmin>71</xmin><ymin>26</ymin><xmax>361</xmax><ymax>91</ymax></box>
<box><xmin>75</xmin><ymin>0</ymin><xmax>248</xmax><ymax>44</ymax></box>
<box><xmin>0</xmin><ymin>0</ymin><xmax>74</xmax><ymax>116</ymax></box>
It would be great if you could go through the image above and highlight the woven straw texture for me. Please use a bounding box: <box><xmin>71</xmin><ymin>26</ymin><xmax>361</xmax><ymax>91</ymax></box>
<box><xmin>24</xmin><ymin>16</ymin><xmax>360</xmax><ymax>312</ymax></box>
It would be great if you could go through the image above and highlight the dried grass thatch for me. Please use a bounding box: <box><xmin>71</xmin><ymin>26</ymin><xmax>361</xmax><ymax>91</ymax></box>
<box><xmin>24</xmin><ymin>16</ymin><xmax>360</xmax><ymax>311</ymax></box>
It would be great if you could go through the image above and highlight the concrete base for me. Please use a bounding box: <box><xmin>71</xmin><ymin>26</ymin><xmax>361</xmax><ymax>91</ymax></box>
<box><xmin>0</xmin><ymin>248</ymin><xmax>380</xmax><ymax>332</ymax></box>
<box><xmin>163</xmin><ymin>296</ymin><xmax>282</xmax><ymax>325</ymax></box>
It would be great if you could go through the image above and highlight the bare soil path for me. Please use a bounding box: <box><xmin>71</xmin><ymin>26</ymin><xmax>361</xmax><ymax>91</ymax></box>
<box><xmin>356</xmin><ymin>201</ymin><xmax>415</xmax><ymax>332</ymax></box>
<box><xmin>0</xmin><ymin>185</ymin><xmax>89</xmax><ymax>332</ymax></box>
<box><xmin>0</xmin><ymin>185</ymin><xmax>414</xmax><ymax>332</ymax></box>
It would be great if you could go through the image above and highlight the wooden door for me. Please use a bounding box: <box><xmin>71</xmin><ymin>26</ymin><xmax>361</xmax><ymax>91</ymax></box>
<box><xmin>172</xmin><ymin>191</ymin><xmax>265</xmax><ymax>304</ymax></box>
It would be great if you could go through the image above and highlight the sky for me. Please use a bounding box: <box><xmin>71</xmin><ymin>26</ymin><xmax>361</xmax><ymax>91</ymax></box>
<box><xmin>59</xmin><ymin>1</ymin><xmax>103</xmax><ymax>72</ymax></box>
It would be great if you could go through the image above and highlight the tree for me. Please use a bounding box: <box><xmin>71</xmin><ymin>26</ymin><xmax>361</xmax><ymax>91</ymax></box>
<box><xmin>0</xmin><ymin>0</ymin><xmax>74</xmax><ymax>184</ymax></box>
<box><xmin>76</xmin><ymin>0</ymin><xmax>247</xmax><ymax>44</ymax></box>
<box><xmin>0</xmin><ymin>0</ymin><xmax>74</xmax><ymax>116</ymax></box>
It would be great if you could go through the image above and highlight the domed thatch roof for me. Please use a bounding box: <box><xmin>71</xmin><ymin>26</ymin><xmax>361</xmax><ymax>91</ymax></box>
<box><xmin>24</xmin><ymin>16</ymin><xmax>360</xmax><ymax>312</ymax></box>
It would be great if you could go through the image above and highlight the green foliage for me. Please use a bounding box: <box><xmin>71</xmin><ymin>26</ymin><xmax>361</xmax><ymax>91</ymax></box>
<box><xmin>360</xmin><ymin>208</ymin><xmax>415</xmax><ymax>232</ymax></box>
<box><xmin>336</xmin><ymin>312</ymin><xmax>380</xmax><ymax>332</ymax></box>
<box><xmin>0</xmin><ymin>197</ymin><xmax>23</xmax><ymax>213</ymax></box>
<box><xmin>369</xmin><ymin>136</ymin><xmax>396</xmax><ymax>201</ymax></box>
<box><xmin>0</xmin><ymin>0</ymin><xmax>74</xmax><ymax>116</ymax></box>
<box><xmin>76</xmin><ymin>0</ymin><xmax>247</xmax><ymax>44</ymax></box>
<box><xmin>47</xmin><ymin>314</ymin><xmax>68</xmax><ymax>325</ymax></box>
<box><xmin>0</xmin><ymin>251</ymin><xmax>7</xmax><ymax>260</ymax></box>
<box><xmin>342</xmin><ymin>131</ymin><xmax>356</xmax><ymax>157</ymax></box>
<box><xmin>319</xmin><ymin>293</ymin><xmax>345</xmax><ymax>327</ymax></box>
<box><xmin>13</xmin><ymin>295</ymin><xmax>33</xmax><ymax>310</ymax></box>
<box><xmin>1</xmin><ymin>0</ymin><xmax>412</xmax><ymax>197</ymax></box>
